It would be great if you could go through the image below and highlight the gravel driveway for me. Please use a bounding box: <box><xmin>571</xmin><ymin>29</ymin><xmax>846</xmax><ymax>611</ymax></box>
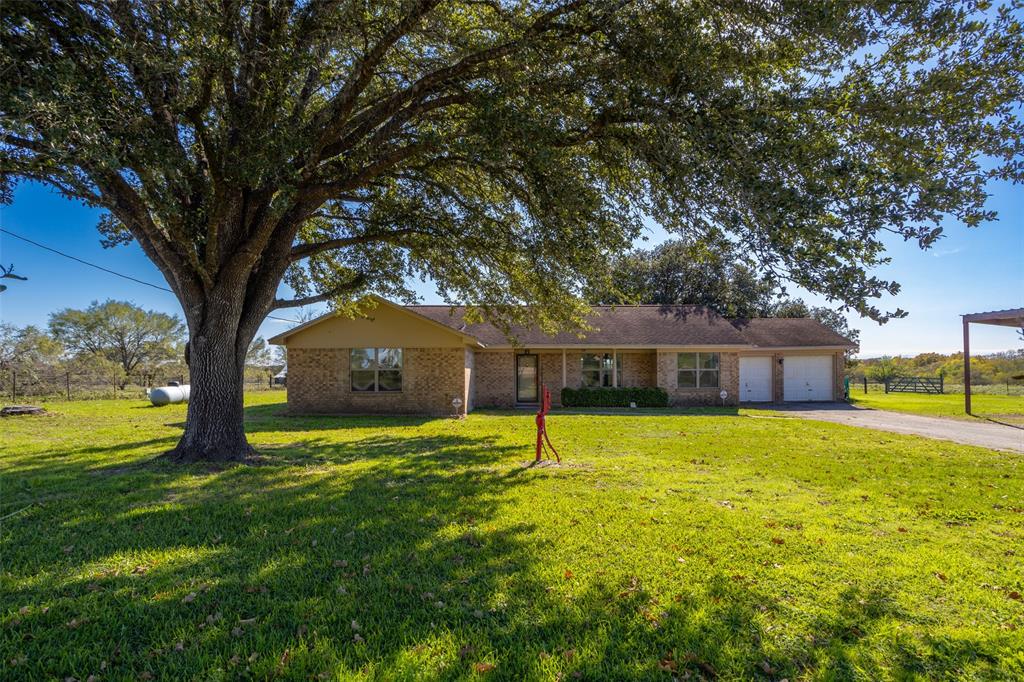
<box><xmin>769</xmin><ymin>403</ymin><xmax>1024</xmax><ymax>453</ymax></box>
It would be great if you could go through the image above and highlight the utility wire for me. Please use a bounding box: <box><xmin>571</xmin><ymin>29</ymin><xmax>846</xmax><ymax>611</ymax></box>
<box><xmin>0</xmin><ymin>227</ymin><xmax>299</xmax><ymax>324</ymax></box>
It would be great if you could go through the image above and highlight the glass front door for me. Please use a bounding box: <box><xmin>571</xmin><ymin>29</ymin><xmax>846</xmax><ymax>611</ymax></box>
<box><xmin>516</xmin><ymin>354</ymin><xmax>539</xmax><ymax>403</ymax></box>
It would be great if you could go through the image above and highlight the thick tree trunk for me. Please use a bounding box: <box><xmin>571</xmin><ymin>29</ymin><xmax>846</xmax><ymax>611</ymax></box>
<box><xmin>165</xmin><ymin>330</ymin><xmax>254</xmax><ymax>463</ymax></box>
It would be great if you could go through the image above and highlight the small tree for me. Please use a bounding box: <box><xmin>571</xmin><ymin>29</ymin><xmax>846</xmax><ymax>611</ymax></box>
<box><xmin>0</xmin><ymin>323</ymin><xmax>63</xmax><ymax>377</ymax></box>
<box><xmin>49</xmin><ymin>300</ymin><xmax>185</xmax><ymax>383</ymax></box>
<box><xmin>867</xmin><ymin>356</ymin><xmax>901</xmax><ymax>384</ymax></box>
<box><xmin>245</xmin><ymin>337</ymin><xmax>273</xmax><ymax>368</ymax></box>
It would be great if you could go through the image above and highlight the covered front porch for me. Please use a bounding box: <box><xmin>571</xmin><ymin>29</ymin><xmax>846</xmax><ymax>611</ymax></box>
<box><xmin>513</xmin><ymin>349</ymin><xmax>659</xmax><ymax>406</ymax></box>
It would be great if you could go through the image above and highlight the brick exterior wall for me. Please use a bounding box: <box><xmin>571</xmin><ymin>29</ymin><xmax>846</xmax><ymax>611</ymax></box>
<box><xmin>287</xmin><ymin>347</ymin><xmax>467</xmax><ymax>415</ymax></box>
<box><xmin>288</xmin><ymin>347</ymin><xmax>845</xmax><ymax>413</ymax></box>
<box><xmin>619</xmin><ymin>352</ymin><xmax>657</xmax><ymax>387</ymax></box>
<box><xmin>657</xmin><ymin>351</ymin><xmax>740</xmax><ymax>406</ymax></box>
<box><xmin>474</xmin><ymin>351</ymin><xmax>515</xmax><ymax>408</ymax></box>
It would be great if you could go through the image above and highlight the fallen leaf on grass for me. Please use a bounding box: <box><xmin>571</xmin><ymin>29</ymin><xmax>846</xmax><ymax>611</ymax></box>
<box><xmin>770</xmin><ymin>537</ymin><xmax>785</xmax><ymax>545</ymax></box>
<box><xmin>182</xmin><ymin>592</ymin><xmax>197</xmax><ymax>604</ymax></box>
<box><xmin>682</xmin><ymin>652</ymin><xmax>718</xmax><ymax>679</ymax></box>
<box><xmin>935</xmin><ymin>572</ymin><xmax>947</xmax><ymax>582</ymax></box>
<box><xmin>472</xmin><ymin>662</ymin><xmax>496</xmax><ymax>673</ymax></box>
<box><xmin>1008</xmin><ymin>591</ymin><xmax>1022</xmax><ymax>601</ymax></box>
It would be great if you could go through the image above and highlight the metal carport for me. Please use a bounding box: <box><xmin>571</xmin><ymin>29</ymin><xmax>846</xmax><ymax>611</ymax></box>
<box><xmin>961</xmin><ymin>308</ymin><xmax>1024</xmax><ymax>414</ymax></box>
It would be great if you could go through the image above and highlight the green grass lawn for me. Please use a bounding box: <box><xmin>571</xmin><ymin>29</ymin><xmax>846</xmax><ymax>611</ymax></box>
<box><xmin>2</xmin><ymin>393</ymin><xmax>1023</xmax><ymax>680</ymax></box>
<box><xmin>851</xmin><ymin>391</ymin><xmax>1024</xmax><ymax>426</ymax></box>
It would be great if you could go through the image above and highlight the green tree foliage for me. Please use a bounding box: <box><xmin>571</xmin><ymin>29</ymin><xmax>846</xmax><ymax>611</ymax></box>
<box><xmin>0</xmin><ymin>322</ymin><xmax>63</xmax><ymax>377</ymax></box>
<box><xmin>49</xmin><ymin>300</ymin><xmax>185</xmax><ymax>376</ymax></box>
<box><xmin>866</xmin><ymin>355</ymin><xmax>901</xmax><ymax>383</ymax></box>
<box><xmin>587</xmin><ymin>238</ymin><xmax>778</xmax><ymax>318</ymax></box>
<box><xmin>2</xmin><ymin>1</ymin><xmax>1020</xmax><ymax>460</ymax></box>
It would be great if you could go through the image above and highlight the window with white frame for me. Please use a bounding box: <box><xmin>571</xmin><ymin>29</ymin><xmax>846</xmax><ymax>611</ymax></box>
<box><xmin>581</xmin><ymin>352</ymin><xmax>622</xmax><ymax>388</ymax></box>
<box><xmin>677</xmin><ymin>352</ymin><xmax>719</xmax><ymax>388</ymax></box>
<box><xmin>350</xmin><ymin>348</ymin><xmax>403</xmax><ymax>392</ymax></box>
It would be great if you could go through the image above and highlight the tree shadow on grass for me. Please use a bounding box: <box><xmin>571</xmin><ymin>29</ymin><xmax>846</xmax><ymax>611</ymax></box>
<box><xmin>243</xmin><ymin>401</ymin><xmax>448</xmax><ymax>433</ymax></box>
<box><xmin>3</xmin><ymin>426</ymin><xmax>1014</xmax><ymax>680</ymax></box>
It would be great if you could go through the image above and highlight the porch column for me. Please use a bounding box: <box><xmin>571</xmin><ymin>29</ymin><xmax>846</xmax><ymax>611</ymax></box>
<box><xmin>963</xmin><ymin>318</ymin><xmax>971</xmax><ymax>415</ymax></box>
<box><xmin>562</xmin><ymin>348</ymin><xmax>567</xmax><ymax>389</ymax></box>
<box><xmin>612</xmin><ymin>349</ymin><xmax>618</xmax><ymax>387</ymax></box>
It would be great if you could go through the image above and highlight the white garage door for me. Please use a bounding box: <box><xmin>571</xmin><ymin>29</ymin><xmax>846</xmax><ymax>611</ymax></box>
<box><xmin>739</xmin><ymin>356</ymin><xmax>772</xmax><ymax>402</ymax></box>
<box><xmin>783</xmin><ymin>355</ymin><xmax>834</xmax><ymax>401</ymax></box>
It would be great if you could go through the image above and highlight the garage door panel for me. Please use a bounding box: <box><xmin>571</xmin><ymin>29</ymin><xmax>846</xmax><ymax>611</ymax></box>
<box><xmin>783</xmin><ymin>355</ymin><xmax>833</xmax><ymax>401</ymax></box>
<box><xmin>739</xmin><ymin>357</ymin><xmax>772</xmax><ymax>402</ymax></box>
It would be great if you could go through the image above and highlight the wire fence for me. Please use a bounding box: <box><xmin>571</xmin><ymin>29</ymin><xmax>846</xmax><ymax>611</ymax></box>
<box><xmin>1</xmin><ymin>369</ymin><xmax>283</xmax><ymax>402</ymax></box>
<box><xmin>847</xmin><ymin>379</ymin><xmax>1024</xmax><ymax>396</ymax></box>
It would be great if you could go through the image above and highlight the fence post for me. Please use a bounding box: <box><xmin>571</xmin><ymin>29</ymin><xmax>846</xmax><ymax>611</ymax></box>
<box><xmin>940</xmin><ymin>373</ymin><xmax>944</xmax><ymax>395</ymax></box>
<box><xmin>66</xmin><ymin>372</ymin><xmax>71</xmax><ymax>401</ymax></box>
<box><xmin>863</xmin><ymin>377</ymin><xmax>867</xmax><ymax>393</ymax></box>
<box><xmin>884</xmin><ymin>378</ymin><xmax>889</xmax><ymax>394</ymax></box>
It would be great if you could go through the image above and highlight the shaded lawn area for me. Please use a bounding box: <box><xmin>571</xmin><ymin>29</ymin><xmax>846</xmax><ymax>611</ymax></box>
<box><xmin>851</xmin><ymin>391</ymin><xmax>1024</xmax><ymax>427</ymax></box>
<box><xmin>1</xmin><ymin>392</ymin><xmax>1022</xmax><ymax>680</ymax></box>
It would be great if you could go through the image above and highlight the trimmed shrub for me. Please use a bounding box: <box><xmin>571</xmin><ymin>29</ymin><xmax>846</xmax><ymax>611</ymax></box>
<box><xmin>561</xmin><ymin>386</ymin><xmax>669</xmax><ymax>408</ymax></box>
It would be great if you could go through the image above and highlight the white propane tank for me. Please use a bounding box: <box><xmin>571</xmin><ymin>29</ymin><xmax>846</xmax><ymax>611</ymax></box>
<box><xmin>149</xmin><ymin>384</ymin><xmax>191</xmax><ymax>406</ymax></box>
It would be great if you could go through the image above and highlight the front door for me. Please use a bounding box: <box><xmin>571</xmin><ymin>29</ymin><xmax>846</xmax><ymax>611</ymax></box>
<box><xmin>516</xmin><ymin>354</ymin><xmax>539</xmax><ymax>403</ymax></box>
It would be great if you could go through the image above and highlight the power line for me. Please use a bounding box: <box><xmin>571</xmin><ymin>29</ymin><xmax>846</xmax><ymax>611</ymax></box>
<box><xmin>0</xmin><ymin>227</ymin><xmax>299</xmax><ymax>324</ymax></box>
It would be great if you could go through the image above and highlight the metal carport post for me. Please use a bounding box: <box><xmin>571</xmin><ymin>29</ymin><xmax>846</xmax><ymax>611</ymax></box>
<box><xmin>961</xmin><ymin>308</ymin><xmax>1024</xmax><ymax>414</ymax></box>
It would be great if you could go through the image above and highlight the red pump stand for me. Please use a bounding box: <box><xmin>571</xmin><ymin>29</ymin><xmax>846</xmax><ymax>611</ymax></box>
<box><xmin>534</xmin><ymin>385</ymin><xmax>560</xmax><ymax>463</ymax></box>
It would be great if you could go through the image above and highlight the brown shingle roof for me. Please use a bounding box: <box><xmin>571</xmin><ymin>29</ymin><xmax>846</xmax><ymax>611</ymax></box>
<box><xmin>730</xmin><ymin>318</ymin><xmax>854</xmax><ymax>348</ymax></box>
<box><xmin>413</xmin><ymin>305</ymin><xmax>748</xmax><ymax>347</ymax></box>
<box><xmin>271</xmin><ymin>295</ymin><xmax>854</xmax><ymax>349</ymax></box>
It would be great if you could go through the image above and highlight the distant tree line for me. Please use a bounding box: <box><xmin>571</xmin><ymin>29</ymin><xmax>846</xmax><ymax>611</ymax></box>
<box><xmin>1</xmin><ymin>300</ymin><xmax>281</xmax><ymax>387</ymax></box>
<box><xmin>851</xmin><ymin>351</ymin><xmax>1024</xmax><ymax>386</ymax></box>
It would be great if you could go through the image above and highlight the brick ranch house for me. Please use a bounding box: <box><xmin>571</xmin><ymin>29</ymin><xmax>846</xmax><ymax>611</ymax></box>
<box><xmin>269</xmin><ymin>296</ymin><xmax>855</xmax><ymax>415</ymax></box>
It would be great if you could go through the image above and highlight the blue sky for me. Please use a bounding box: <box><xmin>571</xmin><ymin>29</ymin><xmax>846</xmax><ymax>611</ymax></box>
<box><xmin>1</xmin><ymin>178</ymin><xmax>1021</xmax><ymax>357</ymax></box>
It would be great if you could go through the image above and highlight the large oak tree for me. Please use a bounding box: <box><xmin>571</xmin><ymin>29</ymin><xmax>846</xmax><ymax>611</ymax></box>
<box><xmin>2</xmin><ymin>1</ymin><xmax>1021</xmax><ymax>461</ymax></box>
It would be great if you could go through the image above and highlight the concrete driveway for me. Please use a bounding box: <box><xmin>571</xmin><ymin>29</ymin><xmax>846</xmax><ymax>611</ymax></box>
<box><xmin>768</xmin><ymin>403</ymin><xmax>1024</xmax><ymax>453</ymax></box>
